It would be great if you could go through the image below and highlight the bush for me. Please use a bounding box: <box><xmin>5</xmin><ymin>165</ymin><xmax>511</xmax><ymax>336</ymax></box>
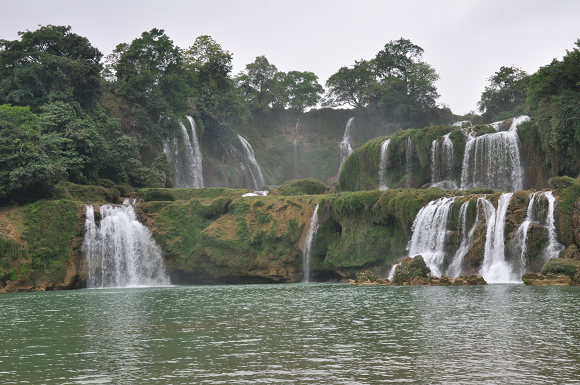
<box><xmin>277</xmin><ymin>178</ymin><xmax>328</xmax><ymax>196</ymax></box>
<box><xmin>541</xmin><ymin>258</ymin><xmax>580</xmax><ymax>278</ymax></box>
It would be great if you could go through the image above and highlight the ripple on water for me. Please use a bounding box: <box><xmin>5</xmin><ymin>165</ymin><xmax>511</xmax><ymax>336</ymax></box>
<box><xmin>1</xmin><ymin>284</ymin><xmax>580</xmax><ymax>384</ymax></box>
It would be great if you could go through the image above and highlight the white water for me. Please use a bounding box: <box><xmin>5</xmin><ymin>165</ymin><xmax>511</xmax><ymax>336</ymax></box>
<box><xmin>303</xmin><ymin>204</ymin><xmax>320</xmax><ymax>282</ymax></box>
<box><xmin>242</xmin><ymin>190</ymin><xmax>269</xmax><ymax>197</ymax></box>
<box><xmin>542</xmin><ymin>191</ymin><xmax>565</xmax><ymax>261</ymax></box>
<box><xmin>387</xmin><ymin>263</ymin><xmax>398</xmax><ymax>280</ymax></box>
<box><xmin>237</xmin><ymin>135</ymin><xmax>266</xmax><ymax>190</ymax></box>
<box><xmin>378</xmin><ymin>139</ymin><xmax>391</xmax><ymax>190</ymax></box>
<box><xmin>407</xmin><ymin>197</ymin><xmax>456</xmax><ymax>277</ymax></box>
<box><xmin>431</xmin><ymin>133</ymin><xmax>457</xmax><ymax>189</ymax></box>
<box><xmin>460</xmin><ymin>116</ymin><xmax>528</xmax><ymax>191</ymax></box>
<box><xmin>163</xmin><ymin>116</ymin><xmax>204</xmax><ymax>189</ymax></box>
<box><xmin>479</xmin><ymin>193</ymin><xmax>518</xmax><ymax>283</ymax></box>
<box><xmin>293</xmin><ymin>119</ymin><xmax>300</xmax><ymax>179</ymax></box>
<box><xmin>510</xmin><ymin>192</ymin><xmax>538</xmax><ymax>275</ymax></box>
<box><xmin>339</xmin><ymin>117</ymin><xmax>354</xmax><ymax>172</ymax></box>
<box><xmin>405</xmin><ymin>136</ymin><xmax>413</xmax><ymax>188</ymax></box>
<box><xmin>82</xmin><ymin>204</ymin><xmax>170</xmax><ymax>288</ymax></box>
<box><xmin>446</xmin><ymin>200</ymin><xmax>480</xmax><ymax>278</ymax></box>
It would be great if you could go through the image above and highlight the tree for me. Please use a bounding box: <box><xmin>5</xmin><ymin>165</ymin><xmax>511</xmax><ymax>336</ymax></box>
<box><xmin>279</xmin><ymin>71</ymin><xmax>324</xmax><ymax>112</ymax></box>
<box><xmin>237</xmin><ymin>55</ymin><xmax>279</xmax><ymax>111</ymax></box>
<box><xmin>324</xmin><ymin>60</ymin><xmax>376</xmax><ymax>108</ymax></box>
<box><xmin>477</xmin><ymin>66</ymin><xmax>530</xmax><ymax>122</ymax></box>
<box><xmin>112</xmin><ymin>29</ymin><xmax>192</xmax><ymax>119</ymax></box>
<box><xmin>0</xmin><ymin>25</ymin><xmax>103</xmax><ymax>111</ymax></box>
<box><xmin>324</xmin><ymin>38</ymin><xmax>440</xmax><ymax>127</ymax></box>
<box><xmin>0</xmin><ymin>104</ymin><xmax>68</xmax><ymax>202</ymax></box>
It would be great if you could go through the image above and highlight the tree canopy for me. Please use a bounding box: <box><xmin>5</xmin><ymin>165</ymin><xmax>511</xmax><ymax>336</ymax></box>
<box><xmin>0</xmin><ymin>25</ymin><xmax>103</xmax><ymax>111</ymax></box>
<box><xmin>477</xmin><ymin>66</ymin><xmax>530</xmax><ymax>122</ymax></box>
<box><xmin>324</xmin><ymin>38</ymin><xmax>440</xmax><ymax>127</ymax></box>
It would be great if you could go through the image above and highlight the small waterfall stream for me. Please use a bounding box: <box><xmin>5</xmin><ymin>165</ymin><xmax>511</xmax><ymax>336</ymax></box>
<box><xmin>405</xmin><ymin>136</ymin><xmax>414</xmax><ymax>188</ymax></box>
<box><xmin>163</xmin><ymin>116</ymin><xmax>204</xmax><ymax>189</ymax></box>
<box><xmin>82</xmin><ymin>203</ymin><xmax>170</xmax><ymax>288</ymax></box>
<box><xmin>543</xmin><ymin>191</ymin><xmax>565</xmax><ymax>261</ymax></box>
<box><xmin>431</xmin><ymin>134</ymin><xmax>457</xmax><ymax>189</ymax></box>
<box><xmin>339</xmin><ymin>117</ymin><xmax>354</xmax><ymax>172</ymax></box>
<box><xmin>237</xmin><ymin>135</ymin><xmax>266</xmax><ymax>190</ymax></box>
<box><xmin>303</xmin><ymin>204</ymin><xmax>320</xmax><ymax>282</ymax></box>
<box><xmin>378</xmin><ymin>139</ymin><xmax>391</xmax><ymax>190</ymax></box>
<box><xmin>446</xmin><ymin>200</ymin><xmax>480</xmax><ymax>278</ymax></box>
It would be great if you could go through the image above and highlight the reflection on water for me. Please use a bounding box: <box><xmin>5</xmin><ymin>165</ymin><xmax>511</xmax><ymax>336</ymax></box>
<box><xmin>1</xmin><ymin>284</ymin><xmax>580</xmax><ymax>384</ymax></box>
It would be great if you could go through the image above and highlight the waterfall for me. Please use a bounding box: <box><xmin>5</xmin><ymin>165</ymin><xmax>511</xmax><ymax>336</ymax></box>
<box><xmin>339</xmin><ymin>117</ymin><xmax>354</xmax><ymax>171</ymax></box>
<box><xmin>163</xmin><ymin>116</ymin><xmax>204</xmax><ymax>189</ymax></box>
<box><xmin>378</xmin><ymin>139</ymin><xmax>391</xmax><ymax>190</ymax></box>
<box><xmin>542</xmin><ymin>191</ymin><xmax>564</xmax><ymax>261</ymax></box>
<box><xmin>387</xmin><ymin>263</ymin><xmax>398</xmax><ymax>280</ymax></box>
<box><xmin>405</xmin><ymin>136</ymin><xmax>414</xmax><ymax>188</ymax></box>
<box><xmin>407</xmin><ymin>197</ymin><xmax>456</xmax><ymax>277</ymax></box>
<box><xmin>237</xmin><ymin>135</ymin><xmax>266</xmax><ymax>190</ymax></box>
<box><xmin>82</xmin><ymin>204</ymin><xmax>170</xmax><ymax>288</ymax></box>
<box><xmin>510</xmin><ymin>192</ymin><xmax>538</xmax><ymax>275</ymax></box>
<box><xmin>431</xmin><ymin>134</ymin><xmax>457</xmax><ymax>189</ymax></box>
<box><xmin>460</xmin><ymin>116</ymin><xmax>528</xmax><ymax>191</ymax></box>
<box><xmin>303</xmin><ymin>204</ymin><xmax>320</xmax><ymax>283</ymax></box>
<box><xmin>186</xmin><ymin>116</ymin><xmax>204</xmax><ymax>188</ymax></box>
<box><xmin>293</xmin><ymin>119</ymin><xmax>300</xmax><ymax>179</ymax></box>
<box><xmin>479</xmin><ymin>193</ymin><xmax>517</xmax><ymax>283</ymax></box>
<box><xmin>447</xmin><ymin>200</ymin><xmax>480</xmax><ymax>278</ymax></box>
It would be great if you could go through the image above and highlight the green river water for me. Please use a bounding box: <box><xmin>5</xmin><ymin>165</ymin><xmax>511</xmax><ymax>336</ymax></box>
<box><xmin>1</xmin><ymin>283</ymin><xmax>580</xmax><ymax>384</ymax></box>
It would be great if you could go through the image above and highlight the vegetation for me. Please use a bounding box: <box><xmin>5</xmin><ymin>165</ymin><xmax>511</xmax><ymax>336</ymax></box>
<box><xmin>324</xmin><ymin>38</ymin><xmax>450</xmax><ymax>128</ymax></box>
<box><xmin>477</xmin><ymin>66</ymin><xmax>530</xmax><ymax>123</ymax></box>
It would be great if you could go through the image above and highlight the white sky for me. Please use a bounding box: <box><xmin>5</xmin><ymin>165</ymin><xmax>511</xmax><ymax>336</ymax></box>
<box><xmin>2</xmin><ymin>0</ymin><xmax>579</xmax><ymax>115</ymax></box>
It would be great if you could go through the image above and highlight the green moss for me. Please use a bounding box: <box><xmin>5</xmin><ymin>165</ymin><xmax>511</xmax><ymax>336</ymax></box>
<box><xmin>21</xmin><ymin>200</ymin><xmax>79</xmax><ymax>283</ymax></box>
<box><xmin>337</xmin><ymin>126</ymin><xmax>465</xmax><ymax>191</ymax></box>
<box><xmin>392</xmin><ymin>256</ymin><xmax>430</xmax><ymax>284</ymax></box>
<box><xmin>541</xmin><ymin>258</ymin><xmax>580</xmax><ymax>280</ymax></box>
<box><xmin>277</xmin><ymin>178</ymin><xmax>328</xmax><ymax>196</ymax></box>
<box><xmin>52</xmin><ymin>182</ymin><xmax>120</xmax><ymax>203</ymax></box>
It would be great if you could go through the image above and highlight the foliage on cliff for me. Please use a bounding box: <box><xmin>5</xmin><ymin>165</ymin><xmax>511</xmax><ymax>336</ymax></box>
<box><xmin>0</xmin><ymin>199</ymin><xmax>83</xmax><ymax>290</ymax></box>
<box><xmin>526</xmin><ymin>40</ymin><xmax>580</xmax><ymax>178</ymax></box>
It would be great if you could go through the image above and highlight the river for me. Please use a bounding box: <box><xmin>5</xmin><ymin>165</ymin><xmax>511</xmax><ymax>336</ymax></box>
<box><xmin>1</xmin><ymin>283</ymin><xmax>579</xmax><ymax>384</ymax></box>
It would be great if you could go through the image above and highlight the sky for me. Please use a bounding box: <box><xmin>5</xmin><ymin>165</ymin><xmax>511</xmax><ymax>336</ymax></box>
<box><xmin>2</xmin><ymin>0</ymin><xmax>579</xmax><ymax>115</ymax></box>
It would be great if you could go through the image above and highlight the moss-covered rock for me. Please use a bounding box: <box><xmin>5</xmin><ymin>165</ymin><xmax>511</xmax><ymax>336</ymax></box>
<box><xmin>277</xmin><ymin>178</ymin><xmax>328</xmax><ymax>196</ymax></box>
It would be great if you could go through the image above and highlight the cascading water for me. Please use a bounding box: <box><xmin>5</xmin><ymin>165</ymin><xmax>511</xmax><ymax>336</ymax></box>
<box><xmin>446</xmin><ymin>200</ymin><xmax>480</xmax><ymax>278</ymax></box>
<box><xmin>303</xmin><ymin>204</ymin><xmax>320</xmax><ymax>282</ymax></box>
<box><xmin>339</xmin><ymin>117</ymin><xmax>354</xmax><ymax>172</ymax></box>
<box><xmin>479</xmin><ymin>193</ymin><xmax>517</xmax><ymax>283</ymax></box>
<box><xmin>431</xmin><ymin>134</ymin><xmax>457</xmax><ymax>189</ymax></box>
<box><xmin>82</xmin><ymin>203</ymin><xmax>170</xmax><ymax>288</ymax></box>
<box><xmin>407</xmin><ymin>197</ymin><xmax>456</xmax><ymax>277</ymax></box>
<box><xmin>460</xmin><ymin>116</ymin><xmax>528</xmax><ymax>191</ymax></box>
<box><xmin>378</xmin><ymin>139</ymin><xmax>391</xmax><ymax>190</ymax></box>
<box><xmin>510</xmin><ymin>192</ymin><xmax>538</xmax><ymax>275</ymax></box>
<box><xmin>405</xmin><ymin>136</ymin><xmax>414</xmax><ymax>188</ymax></box>
<box><xmin>542</xmin><ymin>191</ymin><xmax>565</xmax><ymax>261</ymax></box>
<box><xmin>293</xmin><ymin>119</ymin><xmax>300</xmax><ymax>179</ymax></box>
<box><xmin>237</xmin><ymin>135</ymin><xmax>266</xmax><ymax>190</ymax></box>
<box><xmin>163</xmin><ymin>116</ymin><xmax>204</xmax><ymax>189</ymax></box>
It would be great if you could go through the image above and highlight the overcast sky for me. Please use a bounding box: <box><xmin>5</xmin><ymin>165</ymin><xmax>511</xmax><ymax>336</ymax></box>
<box><xmin>2</xmin><ymin>0</ymin><xmax>579</xmax><ymax>115</ymax></box>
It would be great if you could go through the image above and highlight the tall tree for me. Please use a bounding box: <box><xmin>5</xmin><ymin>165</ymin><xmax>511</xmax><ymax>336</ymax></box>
<box><xmin>0</xmin><ymin>25</ymin><xmax>103</xmax><ymax>111</ymax></box>
<box><xmin>324</xmin><ymin>38</ymin><xmax>440</xmax><ymax>127</ymax></box>
<box><xmin>478</xmin><ymin>66</ymin><xmax>530</xmax><ymax>122</ymax></box>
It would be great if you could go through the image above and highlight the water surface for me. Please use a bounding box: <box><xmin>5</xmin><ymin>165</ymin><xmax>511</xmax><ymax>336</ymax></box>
<box><xmin>1</xmin><ymin>284</ymin><xmax>580</xmax><ymax>384</ymax></box>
